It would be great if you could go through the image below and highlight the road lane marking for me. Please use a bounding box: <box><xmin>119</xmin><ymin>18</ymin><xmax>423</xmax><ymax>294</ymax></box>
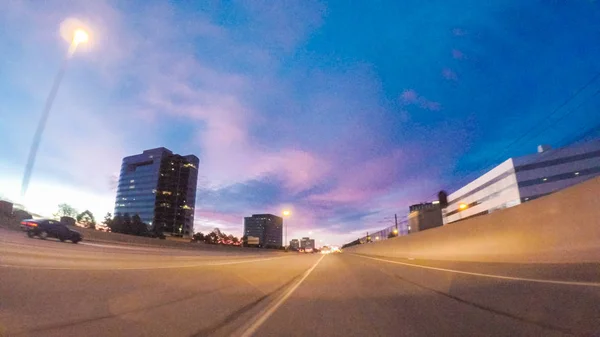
<box><xmin>239</xmin><ymin>254</ymin><xmax>326</xmax><ymax>337</ymax></box>
<box><xmin>0</xmin><ymin>256</ymin><xmax>288</xmax><ymax>271</ymax></box>
<box><xmin>354</xmin><ymin>254</ymin><xmax>600</xmax><ymax>288</ymax></box>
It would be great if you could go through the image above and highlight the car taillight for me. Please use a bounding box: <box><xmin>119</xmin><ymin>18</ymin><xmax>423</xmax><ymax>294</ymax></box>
<box><xmin>22</xmin><ymin>221</ymin><xmax>37</xmax><ymax>227</ymax></box>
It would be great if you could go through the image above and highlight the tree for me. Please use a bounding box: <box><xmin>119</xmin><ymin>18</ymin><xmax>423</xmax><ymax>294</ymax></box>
<box><xmin>130</xmin><ymin>214</ymin><xmax>148</xmax><ymax>236</ymax></box>
<box><xmin>102</xmin><ymin>213</ymin><xmax>112</xmax><ymax>226</ymax></box>
<box><xmin>76</xmin><ymin>210</ymin><xmax>96</xmax><ymax>229</ymax></box>
<box><xmin>438</xmin><ymin>190</ymin><xmax>448</xmax><ymax>208</ymax></box>
<box><xmin>192</xmin><ymin>232</ymin><xmax>205</xmax><ymax>242</ymax></box>
<box><xmin>152</xmin><ymin>222</ymin><xmax>166</xmax><ymax>239</ymax></box>
<box><xmin>204</xmin><ymin>232</ymin><xmax>218</xmax><ymax>244</ymax></box>
<box><xmin>54</xmin><ymin>203</ymin><xmax>78</xmax><ymax>219</ymax></box>
<box><xmin>123</xmin><ymin>213</ymin><xmax>132</xmax><ymax>234</ymax></box>
<box><xmin>109</xmin><ymin>215</ymin><xmax>125</xmax><ymax>233</ymax></box>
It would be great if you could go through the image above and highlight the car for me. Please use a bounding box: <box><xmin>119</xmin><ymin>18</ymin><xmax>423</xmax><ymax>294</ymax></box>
<box><xmin>20</xmin><ymin>219</ymin><xmax>83</xmax><ymax>244</ymax></box>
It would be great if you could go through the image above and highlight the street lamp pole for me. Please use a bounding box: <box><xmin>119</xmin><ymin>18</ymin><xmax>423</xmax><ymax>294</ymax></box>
<box><xmin>282</xmin><ymin>210</ymin><xmax>290</xmax><ymax>250</ymax></box>
<box><xmin>20</xmin><ymin>29</ymin><xmax>89</xmax><ymax>197</ymax></box>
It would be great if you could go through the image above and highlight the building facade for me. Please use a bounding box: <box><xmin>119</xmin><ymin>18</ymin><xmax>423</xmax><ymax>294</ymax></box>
<box><xmin>289</xmin><ymin>239</ymin><xmax>300</xmax><ymax>250</ymax></box>
<box><xmin>300</xmin><ymin>237</ymin><xmax>315</xmax><ymax>250</ymax></box>
<box><xmin>408</xmin><ymin>202</ymin><xmax>443</xmax><ymax>234</ymax></box>
<box><xmin>243</xmin><ymin>214</ymin><xmax>283</xmax><ymax>248</ymax></box>
<box><xmin>444</xmin><ymin>140</ymin><xmax>600</xmax><ymax>224</ymax></box>
<box><xmin>114</xmin><ymin>147</ymin><xmax>199</xmax><ymax>237</ymax></box>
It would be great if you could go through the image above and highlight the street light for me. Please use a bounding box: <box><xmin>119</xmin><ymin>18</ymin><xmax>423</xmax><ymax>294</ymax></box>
<box><xmin>458</xmin><ymin>203</ymin><xmax>468</xmax><ymax>221</ymax></box>
<box><xmin>21</xmin><ymin>21</ymin><xmax>90</xmax><ymax>197</ymax></box>
<box><xmin>73</xmin><ymin>29</ymin><xmax>89</xmax><ymax>45</ymax></box>
<box><xmin>282</xmin><ymin>210</ymin><xmax>290</xmax><ymax>250</ymax></box>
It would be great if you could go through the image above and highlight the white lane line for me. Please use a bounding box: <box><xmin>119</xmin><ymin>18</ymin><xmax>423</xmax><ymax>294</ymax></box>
<box><xmin>0</xmin><ymin>256</ymin><xmax>287</xmax><ymax>271</ymax></box>
<box><xmin>239</xmin><ymin>255</ymin><xmax>326</xmax><ymax>337</ymax></box>
<box><xmin>354</xmin><ymin>254</ymin><xmax>600</xmax><ymax>288</ymax></box>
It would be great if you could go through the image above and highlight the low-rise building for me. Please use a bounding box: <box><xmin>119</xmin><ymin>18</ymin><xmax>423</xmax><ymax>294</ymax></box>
<box><xmin>444</xmin><ymin>140</ymin><xmax>600</xmax><ymax>224</ymax></box>
<box><xmin>300</xmin><ymin>237</ymin><xmax>315</xmax><ymax>250</ymax></box>
<box><xmin>408</xmin><ymin>202</ymin><xmax>443</xmax><ymax>234</ymax></box>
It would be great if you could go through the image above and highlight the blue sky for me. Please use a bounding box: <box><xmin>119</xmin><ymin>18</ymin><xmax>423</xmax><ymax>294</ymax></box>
<box><xmin>1</xmin><ymin>0</ymin><xmax>600</xmax><ymax>245</ymax></box>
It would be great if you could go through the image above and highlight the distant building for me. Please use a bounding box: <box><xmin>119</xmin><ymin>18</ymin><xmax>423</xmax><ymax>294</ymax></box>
<box><xmin>408</xmin><ymin>202</ymin><xmax>443</xmax><ymax>234</ymax></box>
<box><xmin>0</xmin><ymin>200</ymin><xmax>13</xmax><ymax>215</ymax></box>
<box><xmin>289</xmin><ymin>239</ymin><xmax>300</xmax><ymax>250</ymax></box>
<box><xmin>243</xmin><ymin>214</ymin><xmax>283</xmax><ymax>248</ymax></box>
<box><xmin>444</xmin><ymin>140</ymin><xmax>600</xmax><ymax>224</ymax></box>
<box><xmin>300</xmin><ymin>237</ymin><xmax>315</xmax><ymax>250</ymax></box>
<box><xmin>114</xmin><ymin>147</ymin><xmax>199</xmax><ymax>237</ymax></box>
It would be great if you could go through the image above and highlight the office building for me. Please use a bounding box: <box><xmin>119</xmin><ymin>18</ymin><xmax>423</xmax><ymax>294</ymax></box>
<box><xmin>300</xmin><ymin>237</ymin><xmax>315</xmax><ymax>250</ymax></box>
<box><xmin>444</xmin><ymin>140</ymin><xmax>600</xmax><ymax>224</ymax></box>
<box><xmin>243</xmin><ymin>214</ymin><xmax>283</xmax><ymax>248</ymax></box>
<box><xmin>290</xmin><ymin>239</ymin><xmax>300</xmax><ymax>250</ymax></box>
<box><xmin>114</xmin><ymin>147</ymin><xmax>199</xmax><ymax>237</ymax></box>
<box><xmin>408</xmin><ymin>202</ymin><xmax>443</xmax><ymax>234</ymax></box>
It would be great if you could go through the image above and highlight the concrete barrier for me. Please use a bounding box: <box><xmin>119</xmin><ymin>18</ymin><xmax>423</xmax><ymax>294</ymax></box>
<box><xmin>347</xmin><ymin>176</ymin><xmax>600</xmax><ymax>263</ymax></box>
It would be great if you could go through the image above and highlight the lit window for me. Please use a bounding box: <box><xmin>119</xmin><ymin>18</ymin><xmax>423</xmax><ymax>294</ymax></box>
<box><xmin>129</xmin><ymin>185</ymin><xmax>135</xmax><ymax>189</ymax></box>
<box><xmin>130</xmin><ymin>179</ymin><xmax>135</xmax><ymax>183</ymax></box>
<box><xmin>543</xmin><ymin>178</ymin><xmax>548</xmax><ymax>182</ymax></box>
<box><xmin>575</xmin><ymin>172</ymin><xmax>580</xmax><ymax>176</ymax></box>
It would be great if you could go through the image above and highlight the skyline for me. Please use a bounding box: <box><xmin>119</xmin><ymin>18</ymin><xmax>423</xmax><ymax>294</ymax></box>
<box><xmin>1</xmin><ymin>1</ymin><xmax>600</xmax><ymax>245</ymax></box>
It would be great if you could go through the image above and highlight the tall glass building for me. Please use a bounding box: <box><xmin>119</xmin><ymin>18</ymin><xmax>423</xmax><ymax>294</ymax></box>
<box><xmin>114</xmin><ymin>148</ymin><xmax>199</xmax><ymax>237</ymax></box>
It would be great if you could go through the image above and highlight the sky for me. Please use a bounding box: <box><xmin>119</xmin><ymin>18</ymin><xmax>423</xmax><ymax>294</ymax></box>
<box><xmin>1</xmin><ymin>0</ymin><xmax>600</xmax><ymax>246</ymax></box>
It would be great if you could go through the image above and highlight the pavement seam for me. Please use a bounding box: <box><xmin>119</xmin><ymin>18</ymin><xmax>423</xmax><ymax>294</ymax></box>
<box><xmin>354</xmin><ymin>254</ymin><xmax>580</xmax><ymax>336</ymax></box>
<box><xmin>353</xmin><ymin>254</ymin><xmax>600</xmax><ymax>287</ymax></box>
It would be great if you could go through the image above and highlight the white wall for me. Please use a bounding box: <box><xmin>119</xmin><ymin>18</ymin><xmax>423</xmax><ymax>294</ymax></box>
<box><xmin>444</xmin><ymin>159</ymin><xmax>520</xmax><ymax>224</ymax></box>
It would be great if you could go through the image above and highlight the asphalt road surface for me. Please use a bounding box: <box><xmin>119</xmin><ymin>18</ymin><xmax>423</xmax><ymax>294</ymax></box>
<box><xmin>1</xmin><ymin>229</ymin><xmax>599</xmax><ymax>337</ymax></box>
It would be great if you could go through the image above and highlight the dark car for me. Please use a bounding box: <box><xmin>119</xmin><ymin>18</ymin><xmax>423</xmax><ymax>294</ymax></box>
<box><xmin>20</xmin><ymin>219</ymin><xmax>83</xmax><ymax>244</ymax></box>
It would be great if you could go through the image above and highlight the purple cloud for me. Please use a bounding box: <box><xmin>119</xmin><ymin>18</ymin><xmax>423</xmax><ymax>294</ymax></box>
<box><xmin>442</xmin><ymin>68</ymin><xmax>458</xmax><ymax>81</ymax></box>
<box><xmin>400</xmin><ymin>89</ymin><xmax>441</xmax><ymax>111</ymax></box>
<box><xmin>452</xmin><ymin>49</ymin><xmax>465</xmax><ymax>60</ymax></box>
<box><xmin>452</xmin><ymin>28</ymin><xmax>467</xmax><ymax>36</ymax></box>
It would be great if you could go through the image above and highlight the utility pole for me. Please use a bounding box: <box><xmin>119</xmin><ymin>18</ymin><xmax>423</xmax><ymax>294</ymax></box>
<box><xmin>394</xmin><ymin>214</ymin><xmax>398</xmax><ymax>231</ymax></box>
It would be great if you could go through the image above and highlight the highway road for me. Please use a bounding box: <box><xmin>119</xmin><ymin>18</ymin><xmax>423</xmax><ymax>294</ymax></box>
<box><xmin>1</xmin><ymin>229</ymin><xmax>599</xmax><ymax>337</ymax></box>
